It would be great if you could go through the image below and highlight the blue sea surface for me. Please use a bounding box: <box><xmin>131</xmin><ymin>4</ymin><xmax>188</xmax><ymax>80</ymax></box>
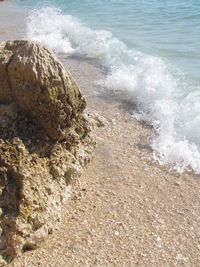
<box><xmin>3</xmin><ymin>0</ymin><xmax>200</xmax><ymax>173</ymax></box>
<box><xmin>15</xmin><ymin>0</ymin><xmax>200</xmax><ymax>81</ymax></box>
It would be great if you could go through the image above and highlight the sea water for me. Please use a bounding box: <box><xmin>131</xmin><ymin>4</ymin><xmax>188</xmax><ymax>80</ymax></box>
<box><xmin>2</xmin><ymin>0</ymin><xmax>200</xmax><ymax>174</ymax></box>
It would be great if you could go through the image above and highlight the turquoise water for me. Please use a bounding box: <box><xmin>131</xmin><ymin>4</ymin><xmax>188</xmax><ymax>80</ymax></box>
<box><xmin>3</xmin><ymin>0</ymin><xmax>200</xmax><ymax>173</ymax></box>
<box><xmin>16</xmin><ymin>0</ymin><xmax>200</xmax><ymax>82</ymax></box>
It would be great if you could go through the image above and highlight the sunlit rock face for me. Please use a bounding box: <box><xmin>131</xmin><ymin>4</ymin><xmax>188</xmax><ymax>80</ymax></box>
<box><xmin>0</xmin><ymin>40</ymin><xmax>95</xmax><ymax>265</ymax></box>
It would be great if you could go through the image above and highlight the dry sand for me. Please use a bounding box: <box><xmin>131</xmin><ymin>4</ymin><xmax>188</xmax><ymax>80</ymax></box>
<box><xmin>10</xmin><ymin>58</ymin><xmax>200</xmax><ymax>266</ymax></box>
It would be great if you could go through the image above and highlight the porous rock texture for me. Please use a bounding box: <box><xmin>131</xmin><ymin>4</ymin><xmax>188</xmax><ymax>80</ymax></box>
<box><xmin>0</xmin><ymin>40</ymin><xmax>86</xmax><ymax>141</ymax></box>
<box><xmin>0</xmin><ymin>40</ymin><xmax>95</xmax><ymax>265</ymax></box>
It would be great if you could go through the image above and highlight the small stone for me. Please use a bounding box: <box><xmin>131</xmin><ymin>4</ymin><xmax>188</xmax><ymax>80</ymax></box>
<box><xmin>155</xmin><ymin>236</ymin><xmax>162</xmax><ymax>248</ymax></box>
<box><xmin>176</xmin><ymin>254</ymin><xmax>187</xmax><ymax>262</ymax></box>
<box><xmin>174</xmin><ymin>180</ymin><xmax>181</xmax><ymax>186</ymax></box>
<box><xmin>114</xmin><ymin>231</ymin><xmax>120</xmax><ymax>236</ymax></box>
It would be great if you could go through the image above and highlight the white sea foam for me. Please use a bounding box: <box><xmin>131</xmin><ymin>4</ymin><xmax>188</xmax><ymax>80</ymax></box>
<box><xmin>26</xmin><ymin>7</ymin><xmax>200</xmax><ymax>174</ymax></box>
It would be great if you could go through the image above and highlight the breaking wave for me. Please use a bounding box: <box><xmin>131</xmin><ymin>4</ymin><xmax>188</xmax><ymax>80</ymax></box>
<box><xmin>27</xmin><ymin>7</ymin><xmax>200</xmax><ymax>174</ymax></box>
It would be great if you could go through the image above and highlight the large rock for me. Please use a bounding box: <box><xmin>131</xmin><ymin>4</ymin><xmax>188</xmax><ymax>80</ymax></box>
<box><xmin>0</xmin><ymin>40</ymin><xmax>95</xmax><ymax>265</ymax></box>
<box><xmin>0</xmin><ymin>40</ymin><xmax>86</xmax><ymax>141</ymax></box>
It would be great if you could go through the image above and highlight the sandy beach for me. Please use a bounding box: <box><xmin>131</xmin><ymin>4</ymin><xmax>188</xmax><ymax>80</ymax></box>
<box><xmin>0</xmin><ymin>2</ymin><xmax>200</xmax><ymax>266</ymax></box>
<box><xmin>8</xmin><ymin>58</ymin><xmax>200</xmax><ymax>266</ymax></box>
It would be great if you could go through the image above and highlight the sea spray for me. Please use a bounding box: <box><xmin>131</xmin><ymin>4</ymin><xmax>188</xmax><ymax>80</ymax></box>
<box><xmin>26</xmin><ymin>7</ymin><xmax>200</xmax><ymax>174</ymax></box>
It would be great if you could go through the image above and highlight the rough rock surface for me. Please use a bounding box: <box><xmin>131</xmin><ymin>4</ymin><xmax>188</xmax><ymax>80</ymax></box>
<box><xmin>0</xmin><ymin>40</ymin><xmax>95</xmax><ymax>265</ymax></box>
<box><xmin>0</xmin><ymin>40</ymin><xmax>86</xmax><ymax>141</ymax></box>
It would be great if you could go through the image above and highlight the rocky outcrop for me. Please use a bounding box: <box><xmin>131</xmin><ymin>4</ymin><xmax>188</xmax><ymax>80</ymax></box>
<box><xmin>0</xmin><ymin>40</ymin><xmax>86</xmax><ymax>141</ymax></box>
<box><xmin>0</xmin><ymin>40</ymin><xmax>95</xmax><ymax>265</ymax></box>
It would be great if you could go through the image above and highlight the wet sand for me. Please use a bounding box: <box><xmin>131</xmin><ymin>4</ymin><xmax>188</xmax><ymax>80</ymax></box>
<box><xmin>10</xmin><ymin>58</ymin><xmax>200</xmax><ymax>267</ymax></box>
<box><xmin>0</xmin><ymin>1</ymin><xmax>26</xmax><ymax>42</ymax></box>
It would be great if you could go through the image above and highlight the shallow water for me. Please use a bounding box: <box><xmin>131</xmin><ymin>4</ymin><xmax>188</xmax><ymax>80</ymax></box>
<box><xmin>1</xmin><ymin>0</ymin><xmax>200</xmax><ymax>174</ymax></box>
<box><xmin>15</xmin><ymin>0</ymin><xmax>200</xmax><ymax>81</ymax></box>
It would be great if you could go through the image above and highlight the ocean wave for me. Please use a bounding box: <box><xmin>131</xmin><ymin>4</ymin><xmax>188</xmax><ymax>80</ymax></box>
<box><xmin>26</xmin><ymin>7</ymin><xmax>200</xmax><ymax>174</ymax></box>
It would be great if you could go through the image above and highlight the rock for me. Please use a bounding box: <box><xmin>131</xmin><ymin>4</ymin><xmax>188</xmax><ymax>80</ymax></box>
<box><xmin>174</xmin><ymin>180</ymin><xmax>181</xmax><ymax>186</ymax></box>
<box><xmin>87</xmin><ymin>113</ymin><xmax>108</xmax><ymax>128</ymax></box>
<box><xmin>0</xmin><ymin>40</ymin><xmax>86</xmax><ymax>141</ymax></box>
<box><xmin>0</xmin><ymin>40</ymin><xmax>95</xmax><ymax>264</ymax></box>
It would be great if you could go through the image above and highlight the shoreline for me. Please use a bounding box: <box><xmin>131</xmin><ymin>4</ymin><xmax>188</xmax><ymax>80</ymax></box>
<box><xmin>1</xmin><ymin>4</ymin><xmax>200</xmax><ymax>266</ymax></box>
<box><xmin>10</xmin><ymin>56</ymin><xmax>200</xmax><ymax>266</ymax></box>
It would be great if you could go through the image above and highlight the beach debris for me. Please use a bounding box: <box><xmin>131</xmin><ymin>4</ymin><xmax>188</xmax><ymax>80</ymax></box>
<box><xmin>0</xmin><ymin>40</ymin><xmax>95</xmax><ymax>264</ymax></box>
